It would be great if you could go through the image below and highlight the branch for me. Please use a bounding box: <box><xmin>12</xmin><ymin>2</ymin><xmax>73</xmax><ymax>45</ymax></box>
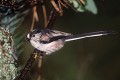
<box><xmin>46</xmin><ymin>9</ymin><xmax>58</xmax><ymax>30</ymax></box>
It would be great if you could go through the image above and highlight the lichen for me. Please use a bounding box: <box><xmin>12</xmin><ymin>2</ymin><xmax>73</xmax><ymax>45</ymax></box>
<box><xmin>0</xmin><ymin>27</ymin><xmax>17</xmax><ymax>80</ymax></box>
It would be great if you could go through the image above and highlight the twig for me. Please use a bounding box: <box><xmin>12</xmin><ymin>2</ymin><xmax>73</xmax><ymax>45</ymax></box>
<box><xmin>42</xmin><ymin>5</ymin><xmax>47</xmax><ymax>28</ymax></box>
<box><xmin>41</xmin><ymin>0</ymin><xmax>47</xmax><ymax>28</ymax></box>
<box><xmin>30</xmin><ymin>6</ymin><xmax>39</xmax><ymax>31</ymax></box>
<box><xmin>79</xmin><ymin>0</ymin><xmax>85</xmax><ymax>5</ymax></box>
<box><xmin>46</xmin><ymin>9</ymin><xmax>58</xmax><ymax>30</ymax></box>
<box><xmin>37</xmin><ymin>53</ymin><xmax>44</xmax><ymax>80</ymax></box>
<box><xmin>17</xmin><ymin>50</ymin><xmax>39</xmax><ymax>80</ymax></box>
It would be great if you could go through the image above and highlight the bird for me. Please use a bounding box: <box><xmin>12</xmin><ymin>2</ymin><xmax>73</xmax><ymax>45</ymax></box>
<box><xmin>27</xmin><ymin>29</ymin><xmax>116</xmax><ymax>55</ymax></box>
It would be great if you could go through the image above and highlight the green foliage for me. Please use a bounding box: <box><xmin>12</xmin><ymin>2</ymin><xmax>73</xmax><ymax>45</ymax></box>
<box><xmin>68</xmin><ymin>0</ymin><xmax>97</xmax><ymax>14</ymax></box>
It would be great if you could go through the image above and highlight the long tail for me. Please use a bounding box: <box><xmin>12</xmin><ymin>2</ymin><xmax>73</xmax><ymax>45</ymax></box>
<box><xmin>65</xmin><ymin>31</ymin><xmax>117</xmax><ymax>42</ymax></box>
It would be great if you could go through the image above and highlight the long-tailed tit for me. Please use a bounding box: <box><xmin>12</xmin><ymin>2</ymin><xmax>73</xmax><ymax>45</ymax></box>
<box><xmin>27</xmin><ymin>29</ymin><xmax>116</xmax><ymax>55</ymax></box>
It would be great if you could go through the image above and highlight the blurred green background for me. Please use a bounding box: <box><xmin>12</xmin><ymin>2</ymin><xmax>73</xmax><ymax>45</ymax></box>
<box><xmin>17</xmin><ymin>0</ymin><xmax>120</xmax><ymax>80</ymax></box>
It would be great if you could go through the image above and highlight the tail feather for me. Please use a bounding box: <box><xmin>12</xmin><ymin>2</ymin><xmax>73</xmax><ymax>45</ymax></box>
<box><xmin>65</xmin><ymin>31</ymin><xmax>117</xmax><ymax>42</ymax></box>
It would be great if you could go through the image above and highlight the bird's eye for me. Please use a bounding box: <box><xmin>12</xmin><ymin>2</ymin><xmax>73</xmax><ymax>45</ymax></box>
<box><xmin>32</xmin><ymin>34</ymin><xmax>35</xmax><ymax>37</ymax></box>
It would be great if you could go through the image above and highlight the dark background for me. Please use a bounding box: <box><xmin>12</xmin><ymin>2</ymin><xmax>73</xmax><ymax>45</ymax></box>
<box><xmin>18</xmin><ymin>0</ymin><xmax>120</xmax><ymax>80</ymax></box>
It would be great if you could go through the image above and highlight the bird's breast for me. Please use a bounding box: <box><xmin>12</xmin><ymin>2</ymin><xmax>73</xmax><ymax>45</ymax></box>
<box><xmin>30</xmin><ymin>39</ymin><xmax>65</xmax><ymax>54</ymax></box>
